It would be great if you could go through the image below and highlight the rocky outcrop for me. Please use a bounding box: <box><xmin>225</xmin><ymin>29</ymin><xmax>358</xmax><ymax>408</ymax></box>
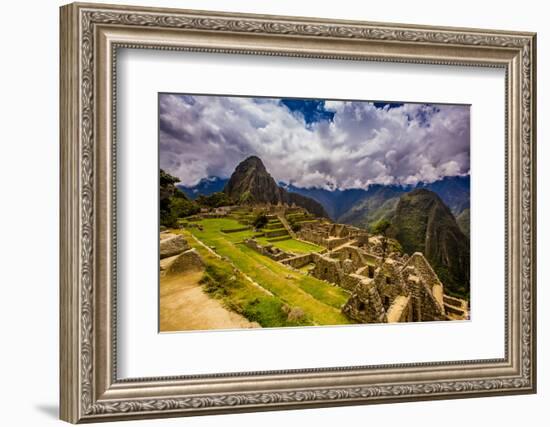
<box><xmin>390</xmin><ymin>189</ymin><xmax>470</xmax><ymax>298</ymax></box>
<box><xmin>284</xmin><ymin>192</ymin><xmax>327</xmax><ymax>219</ymax></box>
<box><xmin>223</xmin><ymin>156</ymin><xmax>328</xmax><ymax>218</ymax></box>
<box><xmin>243</xmin><ymin>238</ymin><xmax>290</xmax><ymax>261</ymax></box>
<box><xmin>160</xmin><ymin>233</ymin><xmax>189</xmax><ymax>259</ymax></box>
<box><xmin>456</xmin><ymin>208</ymin><xmax>470</xmax><ymax>238</ymax></box>
<box><xmin>165</xmin><ymin>248</ymin><xmax>204</xmax><ymax>275</ymax></box>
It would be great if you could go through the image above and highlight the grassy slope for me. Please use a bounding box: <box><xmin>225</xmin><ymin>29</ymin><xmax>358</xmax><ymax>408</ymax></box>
<box><xmin>199</xmin><ymin>217</ymin><xmax>324</xmax><ymax>254</ymax></box>
<box><xmin>188</xmin><ymin>218</ymin><xmax>352</xmax><ymax>325</ymax></box>
<box><xmin>174</xmin><ymin>229</ymin><xmax>310</xmax><ymax>327</ymax></box>
<box><xmin>256</xmin><ymin>236</ymin><xmax>324</xmax><ymax>254</ymax></box>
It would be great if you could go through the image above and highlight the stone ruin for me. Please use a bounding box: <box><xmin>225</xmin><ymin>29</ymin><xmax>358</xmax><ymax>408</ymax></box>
<box><xmin>292</xmin><ymin>221</ymin><xmax>469</xmax><ymax>323</ymax></box>
<box><xmin>159</xmin><ymin>232</ymin><xmax>204</xmax><ymax>276</ymax></box>
<box><xmin>341</xmin><ymin>253</ymin><xmax>450</xmax><ymax>323</ymax></box>
<box><xmin>297</xmin><ymin>221</ymin><xmax>369</xmax><ymax>250</ymax></box>
<box><xmin>171</xmin><ymin>201</ymin><xmax>469</xmax><ymax>324</ymax></box>
<box><xmin>243</xmin><ymin>238</ymin><xmax>291</xmax><ymax>261</ymax></box>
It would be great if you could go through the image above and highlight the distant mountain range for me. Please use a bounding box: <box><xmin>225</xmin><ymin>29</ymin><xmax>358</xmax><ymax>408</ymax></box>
<box><xmin>178</xmin><ymin>176</ymin><xmax>228</xmax><ymax>199</ymax></box>
<box><xmin>180</xmin><ymin>173</ymin><xmax>470</xmax><ymax>226</ymax></box>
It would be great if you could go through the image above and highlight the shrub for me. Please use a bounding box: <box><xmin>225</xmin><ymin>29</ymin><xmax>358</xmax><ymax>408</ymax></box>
<box><xmin>196</xmin><ymin>192</ymin><xmax>233</xmax><ymax>208</ymax></box>
<box><xmin>159</xmin><ymin>169</ymin><xmax>200</xmax><ymax>227</ymax></box>
<box><xmin>170</xmin><ymin>196</ymin><xmax>200</xmax><ymax>219</ymax></box>
<box><xmin>252</xmin><ymin>213</ymin><xmax>268</xmax><ymax>229</ymax></box>
<box><xmin>371</xmin><ymin>218</ymin><xmax>392</xmax><ymax>235</ymax></box>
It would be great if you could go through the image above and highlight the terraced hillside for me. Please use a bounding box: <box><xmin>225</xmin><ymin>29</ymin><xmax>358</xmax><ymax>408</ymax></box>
<box><xmin>182</xmin><ymin>218</ymin><xmax>352</xmax><ymax>326</ymax></box>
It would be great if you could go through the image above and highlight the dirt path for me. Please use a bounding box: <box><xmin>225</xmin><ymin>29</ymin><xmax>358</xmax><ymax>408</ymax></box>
<box><xmin>160</xmin><ymin>271</ymin><xmax>260</xmax><ymax>332</ymax></box>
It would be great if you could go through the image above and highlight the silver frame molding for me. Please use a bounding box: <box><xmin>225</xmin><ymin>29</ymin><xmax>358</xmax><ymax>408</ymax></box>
<box><xmin>60</xmin><ymin>2</ymin><xmax>537</xmax><ymax>423</ymax></box>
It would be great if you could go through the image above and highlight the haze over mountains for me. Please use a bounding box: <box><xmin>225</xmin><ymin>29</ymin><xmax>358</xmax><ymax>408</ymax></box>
<box><xmin>178</xmin><ymin>168</ymin><xmax>470</xmax><ymax>229</ymax></box>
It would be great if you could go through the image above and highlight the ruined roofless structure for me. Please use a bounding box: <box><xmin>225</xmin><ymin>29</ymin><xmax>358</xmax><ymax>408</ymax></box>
<box><xmin>284</xmin><ymin>220</ymin><xmax>469</xmax><ymax>322</ymax></box>
<box><xmin>191</xmin><ymin>202</ymin><xmax>469</xmax><ymax>323</ymax></box>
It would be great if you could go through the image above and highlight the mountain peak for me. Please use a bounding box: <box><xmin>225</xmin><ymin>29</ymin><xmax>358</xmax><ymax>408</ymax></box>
<box><xmin>236</xmin><ymin>155</ymin><xmax>266</xmax><ymax>171</ymax></box>
<box><xmin>407</xmin><ymin>188</ymin><xmax>438</xmax><ymax>197</ymax></box>
<box><xmin>223</xmin><ymin>156</ymin><xmax>328</xmax><ymax>217</ymax></box>
<box><xmin>390</xmin><ymin>188</ymin><xmax>469</xmax><ymax>297</ymax></box>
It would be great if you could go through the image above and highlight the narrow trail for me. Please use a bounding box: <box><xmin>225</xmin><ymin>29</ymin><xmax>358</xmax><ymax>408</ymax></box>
<box><xmin>160</xmin><ymin>271</ymin><xmax>260</xmax><ymax>332</ymax></box>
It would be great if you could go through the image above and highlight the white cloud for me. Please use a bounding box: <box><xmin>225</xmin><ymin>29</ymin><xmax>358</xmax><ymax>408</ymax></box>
<box><xmin>160</xmin><ymin>94</ymin><xmax>470</xmax><ymax>189</ymax></box>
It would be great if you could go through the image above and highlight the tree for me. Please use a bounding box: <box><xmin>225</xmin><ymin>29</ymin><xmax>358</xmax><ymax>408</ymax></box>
<box><xmin>159</xmin><ymin>169</ymin><xmax>199</xmax><ymax>227</ymax></box>
<box><xmin>170</xmin><ymin>196</ymin><xmax>200</xmax><ymax>218</ymax></box>
<box><xmin>371</xmin><ymin>218</ymin><xmax>392</xmax><ymax>260</ymax></box>
<box><xmin>252</xmin><ymin>213</ymin><xmax>268</xmax><ymax>230</ymax></box>
<box><xmin>291</xmin><ymin>222</ymin><xmax>302</xmax><ymax>232</ymax></box>
<box><xmin>196</xmin><ymin>192</ymin><xmax>233</xmax><ymax>208</ymax></box>
<box><xmin>160</xmin><ymin>168</ymin><xmax>180</xmax><ymax>187</ymax></box>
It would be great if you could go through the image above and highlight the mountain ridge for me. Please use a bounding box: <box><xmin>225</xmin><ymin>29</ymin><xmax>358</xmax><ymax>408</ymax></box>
<box><xmin>222</xmin><ymin>156</ymin><xmax>328</xmax><ymax>218</ymax></box>
<box><xmin>181</xmin><ymin>175</ymin><xmax>469</xmax><ymax>220</ymax></box>
<box><xmin>389</xmin><ymin>188</ymin><xmax>470</xmax><ymax>298</ymax></box>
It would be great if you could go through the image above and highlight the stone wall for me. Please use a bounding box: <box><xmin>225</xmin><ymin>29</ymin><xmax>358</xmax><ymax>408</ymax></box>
<box><xmin>243</xmin><ymin>238</ymin><xmax>290</xmax><ymax>261</ymax></box>
<box><xmin>324</xmin><ymin>237</ymin><xmax>351</xmax><ymax>250</ymax></box>
<box><xmin>329</xmin><ymin>224</ymin><xmax>349</xmax><ymax>238</ymax></box>
<box><xmin>340</xmin><ymin>273</ymin><xmax>363</xmax><ymax>291</ymax></box>
<box><xmin>296</xmin><ymin>229</ymin><xmax>328</xmax><ymax>246</ymax></box>
<box><xmin>355</xmin><ymin>232</ymin><xmax>370</xmax><ymax>248</ymax></box>
<box><xmin>205</xmin><ymin>213</ymin><xmax>463</xmax><ymax>325</ymax></box>
<box><xmin>443</xmin><ymin>295</ymin><xmax>469</xmax><ymax>320</ymax></box>
<box><xmin>331</xmin><ymin>245</ymin><xmax>373</xmax><ymax>271</ymax></box>
<box><xmin>310</xmin><ymin>253</ymin><xmax>343</xmax><ymax>285</ymax></box>
<box><xmin>342</xmin><ymin>278</ymin><xmax>386</xmax><ymax>323</ymax></box>
<box><xmin>165</xmin><ymin>248</ymin><xmax>205</xmax><ymax>275</ymax></box>
<box><xmin>339</xmin><ymin>252</ymin><xmax>449</xmax><ymax>324</ymax></box>
<box><xmin>281</xmin><ymin>253</ymin><xmax>314</xmax><ymax>269</ymax></box>
<box><xmin>405</xmin><ymin>274</ymin><xmax>446</xmax><ymax>322</ymax></box>
<box><xmin>298</xmin><ymin>222</ymin><xmax>365</xmax><ymax>250</ymax></box>
<box><xmin>386</xmin><ymin>295</ymin><xmax>412</xmax><ymax>323</ymax></box>
<box><xmin>404</xmin><ymin>252</ymin><xmax>444</xmax><ymax>309</ymax></box>
<box><xmin>373</xmin><ymin>260</ymin><xmax>408</xmax><ymax>311</ymax></box>
<box><xmin>443</xmin><ymin>295</ymin><xmax>466</xmax><ymax>307</ymax></box>
<box><xmin>160</xmin><ymin>233</ymin><xmax>189</xmax><ymax>259</ymax></box>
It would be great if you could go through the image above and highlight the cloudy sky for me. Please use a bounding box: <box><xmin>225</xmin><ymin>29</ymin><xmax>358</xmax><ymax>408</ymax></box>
<box><xmin>159</xmin><ymin>93</ymin><xmax>470</xmax><ymax>190</ymax></box>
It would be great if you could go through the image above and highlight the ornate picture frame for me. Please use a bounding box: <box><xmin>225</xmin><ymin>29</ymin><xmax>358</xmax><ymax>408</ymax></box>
<box><xmin>60</xmin><ymin>2</ymin><xmax>536</xmax><ymax>423</ymax></box>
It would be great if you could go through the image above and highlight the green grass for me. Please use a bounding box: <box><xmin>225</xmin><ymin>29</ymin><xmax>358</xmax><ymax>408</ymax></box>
<box><xmin>264</xmin><ymin>221</ymin><xmax>283</xmax><ymax>229</ymax></box>
<box><xmin>187</xmin><ymin>218</ymin><xmax>352</xmax><ymax>325</ymax></box>
<box><xmin>256</xmin><ymin>237</ymin><xmax>324</xmax><ymax>254</ymax></box>
<box><xmin>173</xmin><ymin>229</ymin><xmax>311</xmax><ymax>327</ymax></box>
<box><xmin>262</xmin><ymin>228</ymin><xmax>289</xmax><ymax>238</ymax></box>
<box><xmin>299</xmin><ymin>263</ymin><xmax>315</xmax><ymax>273</ymax></box>
<box><xmin>221</xmin><ymin>226</ymin><xmax>251</xmax><ymax>233</ymax></box>
<box><xmin>266</xmin><ymin>236</ymin><xmax>291</xmax><ymax>242</ymax></box>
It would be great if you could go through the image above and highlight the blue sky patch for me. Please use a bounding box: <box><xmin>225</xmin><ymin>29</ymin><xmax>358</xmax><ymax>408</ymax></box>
<box><xmin>280</xmin><ymin>99</ymin><xmax>335</xmax><ymax>125</ymax></box>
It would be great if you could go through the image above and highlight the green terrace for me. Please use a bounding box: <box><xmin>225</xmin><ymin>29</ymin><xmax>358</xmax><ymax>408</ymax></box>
<box><xmin>182</xmin><ymin>218</ymin><xmax>352</xmax><ymax>326</ymax></box>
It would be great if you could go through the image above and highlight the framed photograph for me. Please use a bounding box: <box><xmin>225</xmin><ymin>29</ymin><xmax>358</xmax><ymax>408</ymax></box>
<box><xmin>60</xmin><ymin>2</ymin><xmax>537</xmax><ymax>423</ymax></box>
